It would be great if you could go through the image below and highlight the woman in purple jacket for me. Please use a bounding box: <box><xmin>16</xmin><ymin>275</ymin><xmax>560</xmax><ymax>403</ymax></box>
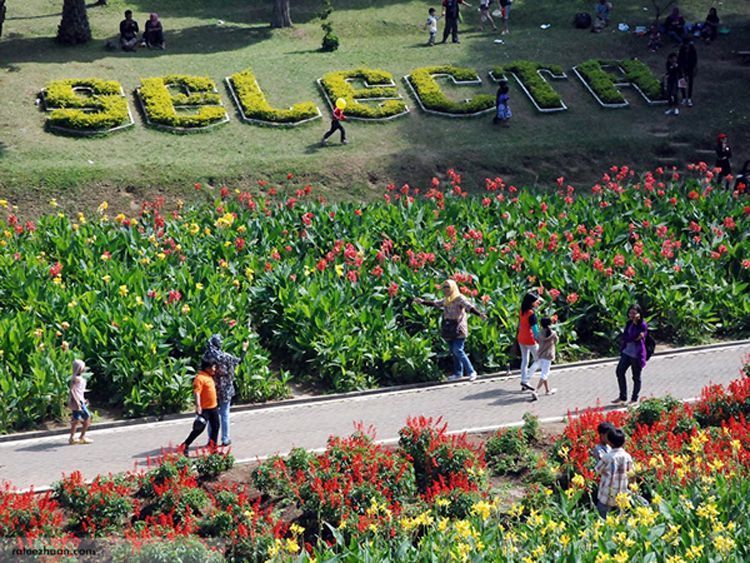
<box><xmin>612</xmin><ymin>304</ymin><xmax>648</xmax><ymax>404</ymax></box>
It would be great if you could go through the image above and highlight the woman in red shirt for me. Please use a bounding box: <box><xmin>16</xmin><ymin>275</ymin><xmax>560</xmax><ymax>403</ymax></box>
<box><xmin>518</xmin><ymin>292</ymin><xmax>541</xmax><ymax>391</ymax></box>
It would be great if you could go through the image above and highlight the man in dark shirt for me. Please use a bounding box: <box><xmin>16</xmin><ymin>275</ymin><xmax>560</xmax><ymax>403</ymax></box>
<box><xmin>441</xmin><ymin>0</ymin><xmax>472</xmax><ymax>44</ymax></box>
<box><xmin>119</xmin><ymin>10</ymin><xmax>139</xmax><ymax>51</ymax></box>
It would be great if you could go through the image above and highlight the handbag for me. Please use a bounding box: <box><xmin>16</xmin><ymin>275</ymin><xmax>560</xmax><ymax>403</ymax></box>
<box><xmin>677</xmin><ymin>77</ymin><xmax>687</xmax><ymax>89</ymax></box>
<box><xmin>441</xmin><ymin>318</ymin><xmax>460</xmax><ymax>340</ymax></box>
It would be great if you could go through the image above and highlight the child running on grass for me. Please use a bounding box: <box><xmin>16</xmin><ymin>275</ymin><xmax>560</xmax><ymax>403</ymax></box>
<box><xmin>594</xmin><ymin>427</ymin><xmax>633</xmax><ymax>518</ymax></box>
<box><xmin>528</xmin><ymin>317</ymin><xmax>558</xmax><ymax>401</ymax></box>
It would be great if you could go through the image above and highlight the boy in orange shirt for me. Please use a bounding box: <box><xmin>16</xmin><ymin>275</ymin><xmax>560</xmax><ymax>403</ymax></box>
<box><xmin>180</xmin><ymin>359</ymin><xmax>219</xmax><ymax>455</ymax></box>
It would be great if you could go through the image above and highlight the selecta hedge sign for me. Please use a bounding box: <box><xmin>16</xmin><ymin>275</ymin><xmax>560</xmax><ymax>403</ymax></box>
<box><xmin>39</xmin><ymin>60</ymin><xmax>666</xmax><ymax>136</ymax></box>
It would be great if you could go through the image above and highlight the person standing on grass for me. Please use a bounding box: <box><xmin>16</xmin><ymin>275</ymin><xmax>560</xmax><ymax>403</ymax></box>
<box><xmin>180</xmin><ymin>359</ymin><xmax>219</xmax><ymax>456</ymax></box>
<box><xmin>715</xmin><ymin>133</ymin><xmax>732</xmax><ymax>182</ymax></box>
<box><xmin>493</xmin><ymin>80</ymin><xmax>511</xmax><ymax>127</ymax></box>
<box><xmin>528</xmin><ymin>317</ymin><xmax>559</xmax><ymax>401</ymax></box>
<box><xmin>499</xmin><ymin>0</ymin><xmax>511</xmax><ymax>35</ymax></box>
<box><xmin>612</xmin><ymin>304</ymin><xmax>648</xmax><ymax>405</ymax></box>
<box><xmin>322</xmin><ymin>98</ymin><xmax>348</xmax><ymax>145</ymax></box>
<box><xmin>677</xmin><ymin>38</ymin><xmax>697</xmax><ymax>107</ymax></box>
<box><xmin>414</xmin><ymin>279</ymin><xmax>487</xmax><ymax>382</ymax></box>
<box><xmin>202</xmin><ymin>334</ymin><xmax>249</xmax><ymax>447</ymax></box>
<box><xmin>68</xmin><ymin>359</ymin><xmax>93</xmax><ymax>445</ymax></box>
<box><xmin>424</xmin><ymin>7</ymin><xmax>440</xmax><ymax>46</ymax></box>
<box><xmin>478</xmin><ymin>0</ymin><xmax>497</xmax><ymax>32</ymax></box>
<box><xmin>664</xmin><ymin>52</ymin><xmax>681</xmax><ymax>116</ymax></box>
<box><xmin>594</xmin><ymin>427</ymin><xmax>633</xmax><ymax>518</ymax></box>
<box><xmin>441</xmin><ymin>0</ymin><xmax>471</xmax><ymax>44</ymax></box>
<box><xmin>518</xmin><ymin>292</ymin><xmax>541</xmax><ymax>392</ymax></box>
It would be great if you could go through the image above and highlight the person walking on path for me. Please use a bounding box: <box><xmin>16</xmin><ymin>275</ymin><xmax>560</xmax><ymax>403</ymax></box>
<box><xmin>441</xmin><ymin>0</ymin><xmax>471</xmax><ymax>44</ymax></box>
<box><xmin>528</xmin><ymin>317</ymin><xmax>559</xmax><ymax>401</ymax></box>
<box><xmin>322</xmin><ymin>98</ymin><xmax>348</xmax><ymax>145</ymax></box>
<box><xmin>677</xmin><ymin>38</ymin><xmax>697</xmax><ymax>107</ymax></box>
<box><xmin>613</xmin><ymin>304</ymin><xmax>648</xmax><ymax>404</ymax></box>
<box><xmin>498</xmin><ymin>0</ymin><xmax>511</xmax><ymax>35</ymax></box>
<box><xmin>664</xmin><ymin>52</ymin><xmax>681</xmax><ymax>115</ymax></box>
<box><xmin>68</xmin><ymin>359</ymin><xmax>93</xmax><ymax>445</ymax></box>
<box><xmin>594</xmin><ymin>427</ymin><xmax>633</xmax><ymax>518</ymax></box>
<box><xmin>180</xmin><ymin>359</ymin><xmax>220</xmax><ymax>455</ymax></box>
<box><xmin>518</xmin><ymin>292</ymin><xmax>541</xmax><ymax>392</ymax></box>
<box><xmin>414</xmin><ymin>279</ymin><xmax>487</xmax><ymax>381</ymax></box>
<box><xmin>715</xmin><ymin>133</ymin><xmax>732</xmax><ymax>182</ymax></box>
<box><xmin>202</xmin><ymin>334</ymin><xmax>249</xmax><ymax>446</ymax></box>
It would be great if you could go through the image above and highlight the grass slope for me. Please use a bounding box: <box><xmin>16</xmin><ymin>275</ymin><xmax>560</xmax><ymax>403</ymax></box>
<box><xmin>0</xmin><ymin>0</ymin><xmax>749</xmax><ymax>210</ymax></box>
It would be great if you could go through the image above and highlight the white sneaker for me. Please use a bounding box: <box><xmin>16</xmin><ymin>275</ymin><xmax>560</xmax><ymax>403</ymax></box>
<box><xmin>687</xmin><ymin>99</ymin><xmax>693</xmax><ymax>107</ymax></box>
<box><xmin>664</xmin><ymin>108</ymin><xmax>673</xmax><ymax>115</ymax></box>
<box><xmin>468</xmin><ymin>372</ymin><xmax>477</xmax><ymax>382</ymax></box>
<box><xmin>674</xmin><ymin>108</ymin><xmax>680</xmax><ymax>115</ymax></box>
<box><xmin>447</xmin><ymin>374</ymin><xmax>462</xmax><ymax>381</ymax></box>
<box><xmin>546</xmin><ymin>388</ymin><xmax>557</xmax><ymax>396</ymax></box>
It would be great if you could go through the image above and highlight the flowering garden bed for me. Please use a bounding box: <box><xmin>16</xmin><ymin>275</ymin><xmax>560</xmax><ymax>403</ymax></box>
<box><xmin>3</xmin><ymin>365</ymin><xmax>750</xmax><ymax>560</ymax></box>
<box><xmin>0</xmin><ymin>166</ymin><xmax>748</xmax><ymax>432</ymax></box>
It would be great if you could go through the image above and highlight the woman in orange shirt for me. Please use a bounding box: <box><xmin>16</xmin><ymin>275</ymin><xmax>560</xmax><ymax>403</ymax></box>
<box><xmin>518</xmin><ymin>292</ymin><xmax>541</xmax><ymax>391</ymax></box>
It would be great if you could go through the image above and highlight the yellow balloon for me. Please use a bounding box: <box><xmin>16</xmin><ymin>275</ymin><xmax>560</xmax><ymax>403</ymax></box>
<box><xmin>335</xmin><ymin>98</ymin><xmax>347</xmax><ymax>110</ymax></box>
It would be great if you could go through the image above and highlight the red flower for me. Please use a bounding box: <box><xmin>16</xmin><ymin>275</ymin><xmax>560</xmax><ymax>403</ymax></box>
<box><xmin>566</xmin><ymin>292</ymin><xmax>579</xmax><ymax>305</ymax></box>
<box><xmin>49</xmin><ymin>262</ymin><xmax>63</xmax><ymax>278</ymax></box>
<box><xmin>688</xmin><ymin>190</ymin><xmax>700</xmax><ymax>200</ymax></box>
<box><xmin>387</xmin><ymin>282</ymin><xmax>399</xmax><ymax>297</ymax></box>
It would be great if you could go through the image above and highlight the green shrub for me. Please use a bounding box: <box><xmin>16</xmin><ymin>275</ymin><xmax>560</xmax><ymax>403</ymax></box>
<box><xmin>407</xmin><ymin>65</ymin><xmax>494</xmax><ymax>115</ymax></box>
<box><xmin>521</xmin><ymin>412</ymin><xmax>541</xmax><ymax>443</ymax></box>
<box><xmin>576</xmin><ymin>60</ymin><xmax>626</xmax><ymax>105</ymax></box>
<box><xmin>43</xmin><ymin>78</ymin><xmax>131</xmax><ymax>133</ymax></box>
<box><xmin>138</xmin><ymin>74</ymin><xmax>227</xmax><ymax>130</ymax></box>
<box><xmin>229</xmin><ymin>68</ymin><xmax>320</xmax><ymax>124</ymax></box>
<box><xmin>618</xmin><ymin>58</ymin><xmax>665</xmax><ymax>101</ymax></box>
<box><xmin>485</xmin><ymin>427</ymin><xmax>535</xmax><ymax>476</ymax></box>
<box><xmin>112</xmin><ymin>537</ymin><xmax>224</xmax><ymax>563</ymax></box>
<box><xmin>319</xmin><ymin>68</ymin><xmax>407</xmax><ymax>119</ymax></box>
<box><xmin>192</xmin><ymin>450</ymin><xmax>235</xmax><ymax>481</ymax></box>
<box><xmin>495</xmin><ymin>61</ymin><xmax>566</xmax><ymax>110</ymax></box>
<box><xmin>628</xmin><ymin>396</ymin><xmax>682</xmax><ymax>428</ymax></box>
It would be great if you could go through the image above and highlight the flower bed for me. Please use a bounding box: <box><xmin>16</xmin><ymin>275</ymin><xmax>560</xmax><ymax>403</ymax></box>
<box><xmin>491</xmin><ymin>61</ymin><xmax>568</xmax><ymax>112</ymax></box>
<box><xmin>41</xmin><ymin>78</ymin><xmax>134</xmax><ymax>135</ymax></box>
<box><xmin>405</xmin><ymin>65</ymin><xmax>495</xmax><ymax>116</ymax></box>
<box><xmin>0</xmin><ymin>167</ymin><xmax>748</xmax><ymax>431</ymax></box>
<box><xmin>574</xmin><ymin>59</ymin><xmax>667</xmax><ymax>108</ymax></box>
<box><xmin>318</xmin><ymin>68</ymin><xmax>408</xmax><ymax>120</ymax></box>
<box><xmin>137</xmin><ymin>75</ymin><xmax>229</xmax><ymax>132</ymax></box>
<box><xmin>226</xmin><ymin>68</ymin><xmax>321</xmax><ymax>126</ymax></box>
<box><xmin>3</xmin><ymin>371</ymin><xmax>750</xmax><ymax>560</ymax></box>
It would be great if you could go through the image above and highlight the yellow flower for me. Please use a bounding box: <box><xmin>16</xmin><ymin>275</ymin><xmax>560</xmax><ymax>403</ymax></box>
<box><xmin>730</xmin><ymin>439</ymin><xmax>741</xmax><ymax>452</ymax></box>
<box><xmin>52</xmin><ymin>275</ymin><xmax>63</xmax><ymax>285</ymax></box>
<box><xmin>335</xmin><ymin>263</ymin><xmax>345</xmax><ymax>277</ymax></box>
<box><xmin>187</xmin><ymin>223</ymin><xmax>200</xmax><ymax>235</ymax></box>
<box><xmin>245</xmin><ymin>267</ymin><xmax>255</xmax><ymax>281</ymax></box>
<box><xmin>531</xmin><ymin>545</ymin><xmax>545</xmax><ymax>558</ymax></box>
<box><xmin>435</xmin><ymin>497</ymin><xmax>450</xmax><ymax>508</ymax></box>
<box><xmin>571</xmin><ymin>474</ymin><xmax>585</xmax><ymax>488</ymax></box>
<box><xmin>97</xmin><ymin>201</ymin><xmax>108</xmax><ymax>214</ymax></box>
<box><xmin>665</xmin><ymin>557</ymin><xmax>686</xmax><ymax>563</ymax></box>
<box><xmin>684</xmin><ymin>544</ymin><xmax>704</xmax><ymax>560</ymax></box>
<box><xmin>595</xmin><ymin>553</ymin><xmax>612</xmax><ymax>563</ymax></box>
<box><xmin>140</xmin><ymin>257</ymin><xmax>151</xmax><ymax>265</ymax></box>
<box><xmin>118</xmin><ymin>285</ymin><xmax>129</xmax><ymax>297</ymax></box>
<box><xmin>437</xmin><ymin>517</ymin><xmax>449</xmax><ymax>532</ymax></box>
<box><xmin>144</xmin><ymin>324</ymin><xmax>153</xmax><ymax>331</ymax></box>
<box><xmin>707</xmin><ymin>457</ymin><xmax>724</xmax><ymax>472</ymax></box>
<box><xmin>114</xmin><ymin>213</ymin><xmax>127</xmax><ymax>224</ymax></box>
<box><xmin>135</xmin><ymin>296</ymin><xmax>144</xmax><ymax>306</ymax></box>
<box><xmin>61</xmin><ymin>341</ymin><xmax>69</xmax><ymax>352</ymax></box>
<box><xmin>68</xmin><ymin>300</ymin><xmax>78</xmax><ymax>309</ymax></box>
<box><xmin>613</xmin><ymin>551</ymin><xmax>629</xmax><ymax>563</ymax></box>
<box><xmin>181</xmin><ymin>304</ymin><xmax>191</xmax><ymax>315</ymax></box>
<box><xmin>284</xmin><ymin>537</ymin><xmax>299</xmax><ymax>554</ymax></box>
<box><xmin>651</xmin><ymin>493</ymin><xmax>663</xmax><ymax>505</ymax></box>
<box><xmin>61</xmin><ymin>321</ymin><xmax>70</xmax><ymax>330</ymax></box>
<box><xmin>237</xmin><ymin>225</ymin><xmax>247</xmax><ymax>233</ymax></box>
<box><xmin>215</xmin><ymin>212</ymin><xmax>235</xmax><ymax>229</ymax></box>
<box><xmin>713</xmin><ymin>535</ymin><xmax>735</xmax><ymax>554</ymax></box>
<box><xmin>156</xmin><ymin>252</ymin><xmax>166</xmax><ymax>261</ymax></box>
<box><xmin>195</xmin><ymin>283</ymin><xmax>204</xmax><ymax>291</ymax></box>
<box><xmin>49</xmin><ymin>198</ymin><xmax>58</xmax><ymax>208</ymax></box>
<box><xmin>204</xmin><ymin>227</ymin><xmax>212</xmax><ymax>236</ymax></box>
<box><xmin>102</xmin><ymin>275</ymin><xmax>111</xmax><ymax>284</ymax></box>
<box><xmin>560</xmin><ymin>533</ymin><xmax>571</xmax><ymax>548</ymax></box>
<box><xmin>243</xmin><ymin>509</ymin><xmax>254</xmax><ymax>520</ymax></box>
<box><xmin>695</xmin><ymin>498</ymin><xmax>719</xmax><ymax>521</ymax></box>
<box><xmin>454</xmin><ymin>520</ymin><xmax>472</xmax><ymax>539</ymax></box>
<box><xmin>471</xmin><ymin>500</ymin><xmax>492</xmax><ymax>520</ymax></box>
<box><xmin>33</xmin><ymin>328</ymin><xmax>43</xmax><ymax>339</ymax></box>
<box><xmin>454</xmin><ymin>542</ymin><xmax>471</xmax><ymax>562</ymax></box>
<box><xmin>614</xmin><ymin>492</ymin><xmax>631</xmax><ymax>510</ymax></box>
<box><xmin>0</xmin><ymin>199</ymin><xmax>8</xmax><ymax>208</ymax></box>
<box><xmin>290</xmin><ymin>523</ymin><xmax>304</xmax><ymax>536</ymax></box>
<box><xmin>507</xmin><ymin>503</ymin><xmax>523</xmax><ymax>518</ymax></box>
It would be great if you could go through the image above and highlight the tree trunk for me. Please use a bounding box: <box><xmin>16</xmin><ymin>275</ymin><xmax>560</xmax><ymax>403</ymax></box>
<box><xmin>57</xmin><ymin>0</ymin><xmax>91</xmax><ymax>45</ymax></box>
<box><xmin>271</xmin><ymin>0</ymin><xmax>293</xmax><ymax>28</ymax></box>
<box><xmin>0</xmin><ymin>0</ymin><xmax>7</xmax><ymax>39</ymax></box>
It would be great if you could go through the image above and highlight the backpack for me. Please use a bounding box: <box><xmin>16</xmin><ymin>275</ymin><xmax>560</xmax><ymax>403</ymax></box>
<box><xmin>645</xmin><ymin>333</ymin><xmax>656</xmax><ymax>361</ymax></box>
<box><xmin>445</xmin><ymin>0</ymin><xmax>459</xmax><ymax>19</ymax></box>
<box><xmin>574</xmin><ymin>12</ymin><xmax>592</xmax><ymax>29</ymax></box>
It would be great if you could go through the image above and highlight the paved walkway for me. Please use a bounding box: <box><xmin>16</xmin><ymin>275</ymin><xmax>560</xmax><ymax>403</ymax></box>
<box><xmin>1</xmin><ymin>343</ymin><xmax>748</xmax><ymax>491</ymax></box>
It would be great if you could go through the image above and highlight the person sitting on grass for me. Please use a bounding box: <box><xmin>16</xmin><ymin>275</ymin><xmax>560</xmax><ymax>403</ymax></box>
<box><xmin>594</xmin><ymin>427</ymin><xmax>633</xmax><ymax>518</ymax></box>
<box><xmin>664</xmin><ymin>6</ymin><xmax>686</xmax><ymax>43</ymax></box>
<box><xmin>701</xmin><ymin>7</ymin><xmax>719</xmax><ymax>44</ymax></box>
<box><xmin>119</xmin><ymin>10</ymin><xmax>139</xmax><ymax>52</ymax></box>
<box><xmin>68</xmin><ymin>359</ymin><xmax>93</xmax><ymax>445</ymax></box>
<box><xmin>592</xmin><ymin>0</ymin><xmax>612</xmax><ymax>33</ymax></box>
<box><xmin>142</xmin><ymin>13</ymin><xmax>165</xmax><ymax>49</ymax></box>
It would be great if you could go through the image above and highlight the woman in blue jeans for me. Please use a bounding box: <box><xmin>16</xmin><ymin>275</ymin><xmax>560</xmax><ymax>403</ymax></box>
<box><xmin>612</xmin><ymin>305</ymin><xmax>648</xmax><ymax>404</ymax></box>
<box><xmin>414</xmin><ymin>279</ymin><xmax>487</xmax><ymax>381</ymax></box>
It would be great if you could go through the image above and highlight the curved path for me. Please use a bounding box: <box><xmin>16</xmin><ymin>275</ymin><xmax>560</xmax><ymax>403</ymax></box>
<box><xmin>1</xmin><ymin>342</ymin><xmax>748</xmax><ymax>491</ymax></box>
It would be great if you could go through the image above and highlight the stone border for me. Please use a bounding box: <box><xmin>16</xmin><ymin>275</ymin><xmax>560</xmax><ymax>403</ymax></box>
<box><xmin>316</xmin><ymin>77</ymin><xmax>409</xmax><ymax>122</ymax></box>
<box><xmin>403</xmin><ymin>73</ymin><xmax>494</xmax><ymax>118</ymax></box>
<box><xmin>573</xmin><ymin>63</ymin><xmax>667</xmax><ymax>109</ymax></box>
<box><xmin>224</xmin><ymin>76</ymin><xmax>322</xmax><ymax>127</ymax></box>
<box><xmin>40</xmin><ymin>86</ymin><xmax>136</xmax><ymax>137</ymax></box>
<box><xmin>489</xmin><ymin>69</ymin><xmax>568</xmax><ymax>113</ymax></box>
<box><xmin>135</xmin><ymin>87</ymin><xmax>230</xmax><ymax>134</ymax></box>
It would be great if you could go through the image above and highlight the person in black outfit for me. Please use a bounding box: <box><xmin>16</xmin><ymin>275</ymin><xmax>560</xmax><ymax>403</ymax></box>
<box><xmin>677</xmin><ymin>38</ymin><xmax>697</xmax><ymax>107</ymax></box>
<box><xmin>715</xmin><ymin>133</ymin><xmax>732</xmax><ymax>182</ymax></box>
<box><xmin>701</xmin><ymin>8</ymin><xmax>720</xmax><ymax>44</ymax></box>
<box><xmin>119</xmin><ymin>10</ymin><xmax>139</xmax><ymax>52</ymax></box>
<box><xmin>143</xmin><ymin>13</ymin><xmax>165</xmax><ymax>49</ymax></box>
<box><xmin>441</xmin><ymin>0</ymin><xmax>472</xmax><ymax>44</ymax></box>
<box><xmin>663</xmin><ymin>53</ymin><xmax>680</xmax><ymax>115</ymax></box>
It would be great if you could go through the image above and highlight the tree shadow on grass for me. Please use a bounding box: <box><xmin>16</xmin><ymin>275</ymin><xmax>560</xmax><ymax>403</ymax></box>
<box><xmin>0</xmin><ymin>141</ymin><xmax>6</xmax><ymax>159</ymax></box>
<box><xmin>0</xmin><ymin>23</ymin><xmax>273</xmax><ymax>68</ymax></box>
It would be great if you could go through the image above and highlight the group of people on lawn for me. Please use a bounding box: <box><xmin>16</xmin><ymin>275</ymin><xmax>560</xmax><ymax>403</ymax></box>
<box><xmin>119</xmin><ymin>9</ymin><xmax>165</xmax><ymax>51</ymax></box>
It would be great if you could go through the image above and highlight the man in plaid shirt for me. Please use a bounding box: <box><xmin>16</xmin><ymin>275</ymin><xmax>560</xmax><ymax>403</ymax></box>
<box><xmin>594</xmin><ymin>427</ymin><xmax>633</xmax><ymax>518</ymax></box>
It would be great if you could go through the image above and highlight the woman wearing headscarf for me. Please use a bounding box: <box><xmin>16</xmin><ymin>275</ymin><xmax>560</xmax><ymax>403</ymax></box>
<box><xmin>414</xmin><ymin>279</ymin><xmax>487</xmax><ymax>381</ymax></box>
<box><xmin>68</xmin><ymin>359</ymin><xmax>93</xmax><ymax>445</ymax></box>
<box><xmin>143</xmin><ymin>13</ymin><xmax>165</xmax><ymax>49</ymax></box>
<box><xmin>202</xmin><ymin>334</ymin><xmax>249</xmax><ymax>446</ymax></box>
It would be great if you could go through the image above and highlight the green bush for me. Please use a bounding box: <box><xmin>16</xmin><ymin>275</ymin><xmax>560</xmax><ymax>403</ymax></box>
<box><xmin>576</xmin><ymin>60</ymin><xmax>626</xmax><ymax>105</ymax></box>
<box><xmin>496</xmin><ymin>61</ymin><xmax>565</xmax><ymax>110</ymax></box>
<box><xmin>618</xmin><ymin>58</ymin><xmax>665</xmax><ymax>101</ymax></box>
<box><xmin>43</xmin><ymin>78</ymin><xmax>130</xmax><ymax>132</ymax></box>
<box><xmin>138</xmin><ymin>74</ymin><xmax>227</xmax><ymax>130</ymax></box>
<box><xmin>229</xmin><ymin>68</ymin><xmax>320</xmax><ymax>124</ymax></box>
<box><xmin>112</xmin><ymin>537</ymin><xmax>224</xmax><ymax>563</ymax></box>
<box><xmin>407</xmin><ymin>65</ymin><xmax>494</xmax><ymax>115</ymax></box>
<box><xmin>319</xmin><ymin>68</ymin><xmax>407</xmax><ymax>119</ymax></box>
<box><xmin>485</xmin><ymin>427</ymin><xmax>535</xmax><ymax>476</ymax></box>
<box><xmin>192</xmin><ymin>450</ymin><xmax>235</xmax><ymax>481</ymax></box>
